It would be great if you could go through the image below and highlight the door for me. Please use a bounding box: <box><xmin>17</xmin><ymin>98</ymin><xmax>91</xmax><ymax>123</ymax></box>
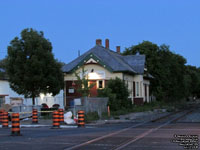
<box><xmin>89</xmin><ymin>80</ymin><xmax>97</xmax><ymax>97</ymax></box>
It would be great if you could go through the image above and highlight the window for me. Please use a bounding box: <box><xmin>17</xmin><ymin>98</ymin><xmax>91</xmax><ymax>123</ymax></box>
<box><xmin>97</xmin><ymin>80</ymin><xmax>103</xmax><ymax>89</ymax></box>
<box><xmin>136</xmin><ymin>82</ymin><xmax>139</xmax><ymax>97</ymax></box>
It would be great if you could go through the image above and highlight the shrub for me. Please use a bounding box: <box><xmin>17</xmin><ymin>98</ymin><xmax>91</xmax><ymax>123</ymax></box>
<box><xmin>98</xmin><ymin>77</ymin><xmax>132</xmax><ymax>111</ymax></box>
<box><xmin>85</xmin><ymin>112</ymin><xmax>99</xmax><ymax>122</ymax></box>
<box><xmin>101</xmin><ymin>112</ymin><xmax>111</xmax><ymax>120</ymax></box>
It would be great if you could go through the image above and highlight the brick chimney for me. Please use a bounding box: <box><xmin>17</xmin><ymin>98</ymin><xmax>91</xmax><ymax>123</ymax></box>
<box><xmin>105</xmin><ymin>39</ymin><xmax>109</xmax><ymax>49</ymax></box>
<box><xmin>116</xmin><ymin>46</ymin><xmax>120</xmax><ymax>53</ymax></box>
<box><xmin>96</xmin><ymin>39</ymin><xmax>102</xmax><ymax>45</ymax></box>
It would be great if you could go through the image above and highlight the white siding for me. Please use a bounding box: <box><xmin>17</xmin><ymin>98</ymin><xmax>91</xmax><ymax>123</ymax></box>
<box><xmin>0</xmin><ymin>80</ymin><xmax>64</xmax><ymax>108</ymax></box>
<box><xmin>64</xmin><ymin>64</ymin><xmax>123</xmax><ymax>81</ymax></box>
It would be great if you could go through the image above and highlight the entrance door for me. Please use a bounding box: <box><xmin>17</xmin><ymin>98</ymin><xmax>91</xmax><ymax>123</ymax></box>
<box><xmin>89</xmin><ymin>80</ymin><xmax>97</xmax><ymax>97</ymax></box>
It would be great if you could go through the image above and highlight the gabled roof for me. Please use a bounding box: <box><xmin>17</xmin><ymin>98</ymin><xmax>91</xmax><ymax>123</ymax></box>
<box><xmin>62</xmin><ymin>45</ymin><xmax>146</xmax><ymax>74</ymax></box>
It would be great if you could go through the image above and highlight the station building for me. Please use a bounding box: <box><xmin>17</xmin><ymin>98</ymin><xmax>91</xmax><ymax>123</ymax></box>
<box><xmin>62</xmin><ymin>39</ymin><xmax>153</xmax><ymax>107</ymax></box>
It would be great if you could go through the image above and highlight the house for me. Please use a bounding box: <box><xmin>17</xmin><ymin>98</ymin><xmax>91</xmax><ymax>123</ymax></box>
<box><xmin>0</xmin><ymin>69</ymin><xmax>64</xmax><ymax>108</ymax></box>
<box><xmin>62</xmin><ymin>39</ymin><xmax>153</xmax><ymax>107</ymax></box>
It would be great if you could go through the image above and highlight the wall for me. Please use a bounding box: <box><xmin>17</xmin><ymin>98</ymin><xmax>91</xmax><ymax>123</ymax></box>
<box><xmin>123</xmin><ymin>74</ymin><xmax>144</xmax><ymax>102</ymax></box>
<box><xmin>64</xmin><ymin>64</ymin><xmax>122</xmax><ymax>107</ymax></box>
<box><xmin>64</xmin><ymin>64</ymin><xmax>151</xmax><ymax>106</ymax></box>
<box><xmin>0</xmin><ymin>80</ymin><xmax>64</xmax><ymax>108</ymax></box>
<box><xmin>0</xmin><ymin>80</ymin><xmax>24</xmax><ymax>104</ymax></box>
<box><xmin>123</xmin><ymin>74</ymin><xmax>150</xmax><ymax>104</ymax></box>
<box><xmin>143</xmin><ymin>79</ymin><xmax>150</xmax><ymax>103</ymax></box>
<box><xmin>64</xmin><ymin>64</ymin><xmax>123</xmax><ymax>81</ymax></box>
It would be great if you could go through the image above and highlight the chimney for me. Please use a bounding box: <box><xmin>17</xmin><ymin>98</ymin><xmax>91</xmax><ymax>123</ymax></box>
<box><xmin>116</xmin><ymin>46</ymin><xmax>120</xmax><ymax>54</ymax></box>
<box><xmin>96</xmin><ymin>39</ymin><xmax>102</xmax><ymax>45</ymax></box>
<box><xmin>105</xmin><ymin>39</ymin><xmax>109</xmax><ymax>49</ymax></box>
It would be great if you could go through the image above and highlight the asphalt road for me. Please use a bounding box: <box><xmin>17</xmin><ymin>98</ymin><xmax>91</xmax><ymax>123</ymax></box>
<box><xmin>0</xmin><ymin>122</ymin><xmax>199</xmax><ymax>150</ymax></box>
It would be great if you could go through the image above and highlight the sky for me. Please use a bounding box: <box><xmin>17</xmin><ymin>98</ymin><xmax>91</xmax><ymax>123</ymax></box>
<box><xmin>0</xmin><ymin>0</ymin><xmax>200</xmax><ymax>67</ymax></box>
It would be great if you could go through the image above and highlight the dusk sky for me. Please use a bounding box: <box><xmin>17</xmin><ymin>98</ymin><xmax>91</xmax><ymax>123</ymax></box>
<box><xmin>0</xmin><ymin>0</ymin><xmax>199</xmax><ymax>67</ymax></box>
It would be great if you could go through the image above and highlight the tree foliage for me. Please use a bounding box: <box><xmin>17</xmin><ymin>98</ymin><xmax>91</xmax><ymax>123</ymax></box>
<box><xmin>6</xmin><ymin>28</ymin><xmax>63</xmax><ymax>105</ymax></box>
<box><xmin>74</xmin><ymin>67</ymin><xmax>95</xmax><ymax>97</ymax></box>
<box><xmin>123</xmin><ymin>41</ymin><xmax>200</xmax><ymax>102</ymax></box>
<box><xmin>184</xmin><ymin>65</ymin><xmax>200</xmax><ymax>99</ymax></box>
<box><xmin>0</xmin><ymin>58</ymin><xmax>7</xmax><ymax>79</ymax></box>
<box><xmin>98</xmin><ymin>77</ymin><xmax>132</xmax><ymax>111</ymax></box>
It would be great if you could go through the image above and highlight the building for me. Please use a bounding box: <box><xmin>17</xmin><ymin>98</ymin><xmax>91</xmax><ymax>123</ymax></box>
<box><xmin>62</xmin><ymin>39</ymin><xmax>153</xmax><ymax>107</ymax></box>
<box><xmin>0</xmin><ymin>69</ymin><xmax>64</xmax><ymax>108</ymax></box>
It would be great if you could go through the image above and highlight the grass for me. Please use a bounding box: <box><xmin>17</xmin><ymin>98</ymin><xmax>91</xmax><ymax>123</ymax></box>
<box><xmin>109</xmin><ymin>100</ymin><xmax>188</xmax><ymax>118</ymax></box>
<box><xmin>83</xmin><ymin>100</ymin><xmax>188</xmax><ymax>122</ymax></box>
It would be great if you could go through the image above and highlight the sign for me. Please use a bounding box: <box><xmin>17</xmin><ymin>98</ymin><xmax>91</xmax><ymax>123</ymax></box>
<box><xmin>68</xmin><ymin>88</ymin><xmax>74</xmax><ymax>93</ymax></box>
<box><xmin>96</xmin><ymin>71</ymin><xmax>105</xmax><ymax>79</ymax></box>
<box><xmin>74</xmin><ymin>98</ymin><xmax>81</xmax><ymax>105</ymax></box>
<box><xmin>79</xmin><ymin>70</ymin><xmax>105</xmax><ymax>79</ymax></box>
<box><xmin>10</xmin><ymin>97</ymin><xmax>23</xmax><ymax>106</ymax></box>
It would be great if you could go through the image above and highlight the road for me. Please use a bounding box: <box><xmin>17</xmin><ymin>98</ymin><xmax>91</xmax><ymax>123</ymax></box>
<box><xmin>0</xmin><ymin>108</ymin><xmax>200</xmax><ymax>150</ymax></box>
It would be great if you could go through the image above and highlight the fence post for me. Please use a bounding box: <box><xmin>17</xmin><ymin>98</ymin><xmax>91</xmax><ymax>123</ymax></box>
<box><xmin>107</xmin><ymin>106</ymin><xmax>110</xmax><ymax>117</ymax></box>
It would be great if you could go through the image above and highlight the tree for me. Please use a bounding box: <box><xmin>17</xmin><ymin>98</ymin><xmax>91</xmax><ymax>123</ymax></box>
<box><xmin>123</xmin><ymin>41</ymin><xmax>161</xmax><ymax>97</ymax></box>
<box><xmin>0</xmin><ymin>58</ymin><xmax>7</xmax><ymax>79</ymax></box>
<box><xmin>74</xmin><ymin>67</ymin><xmax>95</xmax><ymax>97</ymax></box>
<box><xmin>0</xmin><ymin>58</ymin><xmax>7</xmax><ymax>69</ymax></box>
<box><xmin>98</xmin><ymin>77</ymin><xmax>132</xmax><ymax>111</ymax></box>
<box><xmin>6</xmin><ymin>28</ymin><xmax>63</xmax><ymax>105</ymax></box>
<box><xmin>184</xmin><ymin>65</ymin><xmax>200</xmax><ymax>99</ymax></box>
<box><xmin>123</xmin><ymin>41</ymin><xmax>187</xmax><ymax>102</ymax></box>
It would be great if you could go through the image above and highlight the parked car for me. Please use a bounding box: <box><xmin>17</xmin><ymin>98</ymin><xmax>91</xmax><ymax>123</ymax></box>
<box><xmin>52</xmin><ymin>104</ymin><xmax>60</xmax><ymax>109</ymax></box>
<box><xmin>41</xmin><ymin>103</ymin><xmax>49</xmax><ymax>109</ymax></box>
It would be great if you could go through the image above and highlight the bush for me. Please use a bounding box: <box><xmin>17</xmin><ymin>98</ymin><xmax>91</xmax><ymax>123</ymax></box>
<box><xmin>85</xmin><ymin>112</ymin><xmax>99</xmax><ymax>122</ymax></box>
<box><xmin>98</xmin><ymin>77</ymin><xmax>132</xmax><ymax>111</ymax></box>
<box><xmin>101</xmin><ymin>112</ymin><xmax>111</xmax><ymax>120</ymax></box>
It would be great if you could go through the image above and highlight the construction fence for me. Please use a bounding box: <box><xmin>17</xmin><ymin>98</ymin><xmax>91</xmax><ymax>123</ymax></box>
<box><xmin>67</xmin><ymin>97</ymin><xmax>108</xmax><ymax>118</ymax></box>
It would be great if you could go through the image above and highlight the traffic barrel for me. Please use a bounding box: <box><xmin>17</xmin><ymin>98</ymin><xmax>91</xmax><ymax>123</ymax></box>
<box><xmin>2</xmin><ymin>112</ymin><xmax>9</xmax><ymax>128</ymax></box>
<box><xmin>52</xmin><ymin>111</ymin><xmax>60</xmax><ymax>129</ymax></box>
<box><xmin>11</xmin><ymin>113</ymin><xmax>21</xmax><ymax>136</ymax></box>
<box><xmin>0</xmin><ymin>109</ymin><xmax>4</xmax><ymax>124</ymax></box>
<box><xmin>32</xmin><ymin>109</ymin><xmax>38</xmax><ymax>124</ymax></box>
<box><xmin>58</xmin><ymin>109</ymin><xmax>64</xmax><ymax>124</ymax></box>
<box><xmin>78</xmin><ymin>110</ymin><xmax>85</xmax><ymax>127</ymax></box>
